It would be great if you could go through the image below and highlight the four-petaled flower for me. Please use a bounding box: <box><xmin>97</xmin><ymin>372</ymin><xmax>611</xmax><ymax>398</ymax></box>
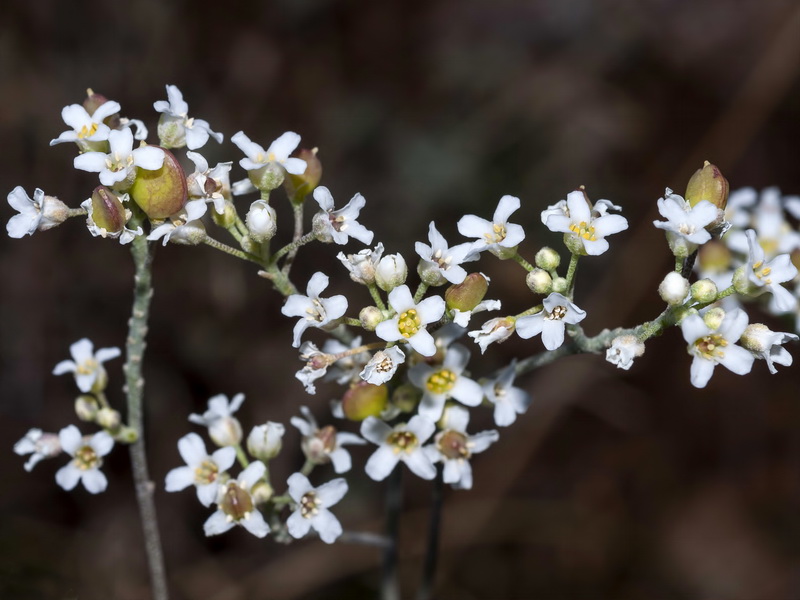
<box><xmin>361</xmin><ymin>415</ymin><xmax>437</xmax><ymax>481</ymax></box>
<box><xmin>52</xmin><ymin>338</ymin><xmax>121</xmax><ymax>393</ymax></box>
<box><xmin>281</xmin><ymin>272</ymin><xmax>348</xmax><ymax>348</ymax></box>
<box><xmin>203</xmin><ymin>461</ymin><xmax>270</xmax><ymax>538</ymax></box>
<box><xmin>55</xmin><ymin>425</ymin><xmax>114</xmax><ymax>494</ymax></box>
<box><xmin>408</xmin><ymin>343</ymin><xmax>483</xmax><ymax>421</ymax></box>
<box><xmin>482</xmin><ymin>361</ymin><xmax>532</xmax><ymax>427</ymax></box>
<box><xmin>147</xmin><ymin>199</ymin><xmax>208</xmax><ymax>246</ymax></box>
<box><xmin>516</xmin><ymin>293</ymin><xmax>586</xmax><ymax>350</ymax></box>
<box><xmin>652</xmin><ymin>189</ymin><xmax>717</xmax><ymax>255</ymax></box>
<box><xmin>14</xmin><ymin>428</ymin><xmax>61</xmax><ymax>472</ymax></box>
<box><xmin>681</xmin><ymin>308</ymin><xmax>754</xmax><ymax>388</ymax></box>
<box><xmin>74</xmin><ymin>128</ymin><xmax>165</xmax><ymax>187</ymax></box>
<box><xmin>360</xmin><ymin>346</ymin><xmax>406</xmax><ymax>385</ymax></box>
<box><xmin>457</xmin><ymin>195</ymin><xmax>526</xmax><ymax>258</ymax></box>
<box><xmin>375</xmin><ymin>285</ymin><xmax>445</xmax><ymax>357</ymax></box>
<box><xmin>186</xmin><ymin>151</ymin><xmax>232</xmax><ymax>214</ymax></box>
<box><xmin>6</xmin><ymin>186</ymin><xmax>67</xmax><ymax>238</ymax></box>
<box><xmin>415</xmin><ymin>222</ymin><xmax>474</xmax><ymax>284</ymax></box>
<box><xmin>543</xmin><ymin>190</ymin><xmax>628</xmax><ymax>256</ymax></box>
<box><xmin>312</xmin><ymin>186</ymin><xmax>374</xmax><ymax>245</ymax></box>
<box><xmin>740</xmin><ymin>323</ymin><xmax>797</xmax><ymax>375</ymax></box>
<box><xmin>291</xmin><ymin>406</ymin><xmax>365</xmax><ymax>473</ymax></box>
<box><xmin>165</xmin><ymin>433</ymin><xmax>236</xmax><ymax>507</ymax></box>
<box><xmin>286</xmin><ymin>473</ymin><xmax>348</xmax><ymax>544</ymax></box>
<box><xmin>189</xmin><ymin>393</ymin><xmax>246</xmax><ymax>447</ymax></box>
<box><xmin>50</xmin><ymin>100</ymin><xmax>121</xmax><ymax>147</ymax></box>
<box><xmin>744</xmin><ymin>229</ymin><xmax>798</xmax><ymax>313</ymax></box>
<box><xmin>232</xmin><ymin>131</ymin><xmax>307</xmax><ymax>175</ymax></box>
<box><xmin>153</xmin><ymin>84</ymin><xmax>223</xmax><ymax>150</ymax></box>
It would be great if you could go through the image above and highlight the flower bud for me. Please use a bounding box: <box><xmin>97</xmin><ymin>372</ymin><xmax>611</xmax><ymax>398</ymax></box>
<box><xmin>445</xmin><ymin>273</ymin><xmax>488</xmax><ymax>312</ymax></box>
<box><xmin>246</xmin><ymin>200</ymin><xmax>277</xmax><ymax>243</ymax></box>
<box><xmin>115</xmin><ymin>426</ymin><xmax>138</xmax><ymax>443</ymax></box>
<box><xmin>375</xmin><ymin>254</ymin><xmax>408</xmax><ymax>291</ymax></box>
<box><xmin>359</xmin><ymin>306</ymin><xmax>384</xmax><ymax>331</ymax></box>
<box><xmin>249</xmin><ymin>162</ymin><xmax>285</xmax><ymax>192</ymax></box>
<box><xmin>392</xmin><ymin>383</ymin><xmax>421</xmax><ymax>413</ymax></box>
<box><xmin>341</xmin><ymin>381</ymin><xmax>388</xmax><ymax>421</ymax></box>
<box><xmin>526</xmin><ymin>269</ymin><xmax>553</xmax><ymax>294</ymax></box>
<box><xmin>209</xmin><ymin>416</ymin><xmax>243</xmax><ymax>447</ymax></box>
<box><xmin>283</xmin><ymin>148</ymin><xmax>322</xmax><ymax>202</ymax></box>
<box><xmin>36</xmin><ymin>195</ymin><xmax>70</xmax><ymax>231</ymax></box>
<box><xmin>247</xmin><ymin>422</ymin><xmax>285</xmax><ymax>461</ymax></box>
<box><xmin>211</xmin><ymin>201</ymin><xmax>237</xmax><ymax>230</ymax></box>
<box><xmin>251</xmin><ymin>481</ymin><xmax>274</xmax><ymax>505</ymax></box>
<box><xmin>417</xmin><ymin>260</ymin><xmax>447</xmax><ymax>287</ymax></box>
<box><xmin>169</xmin><ymin>221</ymin><xmax>206</xmax><ymax>245</ymax></box>
<box><xmin>702</xmin><ymin>307</ymin><xmax>726</xmax><ymax>331</ymax></box>
<box><xmin>312</xmin><ymin>211</ymin><xmax>334</xmax><ymax>243</ymax></box>
<box><xmin>75</xmin><ymin>395</ymin><xmax>99</xmax><ymax>421</ymax></box>
<box><xmin>690</xmin><ymin>279</ymin><xmax>718</xmax><ymax>303</ymax></box>
<box><xmin>732</xmin><ymin>265</ymin><xmax>757</xmax><ymax>296</ymax></box>
<box><xmin>658</xmin><ymin>272</ymin><xmax>689</xmax><ymax>305</ymax></box>
<box><xmin>129</xmin><ymin>147</ymin><xmax>188</xmax><ymax>219</ymax></box>
<box><xmin>685</xmin><ymin>161</ymin><xmax>729</xmax><ymax>211</ymax></box>
<box><xmin>535</xmin><ymin>246</ymin><xmax>561</xmax><ymax>270</ymax></box>
<box><xmin>90</xmin><ymin>186</ymin><xmax>126</xmax><ymax>233</ymax></box>
<box><xmin>698</xmin><ymin>240</ymin><xmax>732</xmax><ymax>273</ymax></box>
<box><xmin>96</xmin><ymin>407</ymin><xmax>121</xmax><ymax>431</ymax></box>
<box><xmin>551</xmin><ymin>277</ymin><xmax>568</xmax><ymax>294</ymax></box>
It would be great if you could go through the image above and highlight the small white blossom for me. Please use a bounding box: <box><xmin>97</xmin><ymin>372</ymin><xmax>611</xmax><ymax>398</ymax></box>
<box><xmin>744</xmin><ymin>229</ymin><xmax>798</xmax><ymax>313</ymax></box>
<box><xmin>286</xmin><ymin>473</ymin><xmax>348</xmax><ymax>544</ymax></box>
<box><xmin>652</xmin><ymin>189</ymin><xmax>717</xmax><ymax>254</ymax></box>
<box><xmin>291</xmin><ymin>406</ymin><xmax>365</xmax><ymax>473</ymax></box>
<box><xmin>232</xmin><ymin>130</ymin><xmax>307</xmax><ymax>175</ymax></box>
<box><xmin>153</xmin><ymin>85</ymin><xmax>223</xmax><ymax>150</ymax></box>
<box><xmin>415</xmin><ymin>222</ymin><xmax>474</xmax><ymax>284</ymax></box>
<box><xmin>681</xmin><ymin>308</ymin><xmax>754</xmax><ymax>388</ymax></box>
<box><xmin>74</xmin><ymin>128</ymin><xmax>165</xmax><ymax>187</ymax></box>
<box><xmin>186</xmin><ymin>151</ymin><xmax>232</xmax><ymax>214</ymax></box>
<box><xmin>204</xmin><ymin>461</ymin><xmax>270</xmax><ymax>538</ymax></box>
<box><xmin>295</xmin><ymin>342</ymin><xmax>333</xmax><ymax>394</ymax></box>
<box><xmin>451</xmin><ymin>298</ymin><xmax>501</xmax><ymax>328</ymax></box>
<box><xmin>6</xmin><ymin>187</ymin><xmax>69</xmax><ymax>238</ymax></box>
<box><xmin>281</xmin><ymin>272</ymin><xmax>348</xmax><ymax>348</ymax></box>
<box><xmin>50</xmin><ymin>100</ymin><xmax>121</xmax><ymax>146</ymax></box>
<box><xmin>312</xmin><ymin>186</ymin><xmax>374</xmax><ymax>245</ymax></box>
<box><xmin>247</xmin><ymin>422</ymin><xmax>285</xmax><ymax>461</ymax></box>
<box><xmin>189</xmin><ymin>393</ymin><xmax>245</xmax><ymax>447</ymax></box>
<box><xmin>408</xmin><ymin>343</ymin><xmax>483</xmax><ymax>421</ymax></box>
<box><xmin>605</xmin><ymin>335</ymin><xmax>645</xmax><ymax>371</ymax></box>
<box><xmin>424</xmin><ymin>406</ymin><xmax>499</xmax><ymax>490</ymax></box>
<box><xmin>543</xmin><ymin>190</ymin><xmax>628</xmax><ymax>256</ymax></box>
<box><xmin>375</xmin><ymin>285</ymin><xmax>445</xmax><ymax>357</ymax></box>
<box><xmin>14</xmin><ymin>428</ymin><xmax>61</xmax><ymax>472</ymax></box>
<box><xmin>165</xmin><ymin>433</ymin><xmax>236</xmax><ymax>507</ymax></box>
<box><xmin>457</xmin><ymin>195</ymin><xmax>526</xmax><ymax>258</ymax></box>
<box><xmin>55</xmin><ymin>425</ymin><xmax>114</xmax><ymax>494</ymax></box>
<box><xmin>360</xmin><ymin>346</ymin><xmax>406</xmax><ymax>385</ymax></box>
<box><xmin>147</xmin><ymin>199</ymin><xmax>208</xmax><ymax>246</ymax></box>
<box><xmin>338</xmin><ymin>243</ymin><xmax>384</xmax><ymax>285</ymax></box>
<box><xmin>516</xmin><ymin>293</ymin><xmax>586</xmax><ymax>350</ymax></box>
<box><xmin>727</xmin><ymin>188</ymin><xmax>800</xmax><ymax>257</ymax></box>
<box><xmin>361</xmin><ymin>415</ymin><xmax>437</xmax><ymax>481</ymax></box>
<box><xmin>482</xmin><ymin>362</ymin><xmax>531</xmax><ymax>427</ymax></box>
<box><xmin>740</xmin><ymin>323</ymin><xmax>797</xmax><ymax>374</ymax></box>
<box><xmin>468</xmin><ymin>317</ymin><xmax>516</xmax><ymax>354</ymax></box>
<box><xmin>52</xmin><ymin>338</ymin><xmax>121</xmax><ymax>393</ymax></box>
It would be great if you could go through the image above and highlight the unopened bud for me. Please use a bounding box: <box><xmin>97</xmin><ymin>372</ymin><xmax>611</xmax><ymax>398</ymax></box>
<box><xmin>732</xmin><ymin>265</ymin><xmax>757</xmax><ymax>296</ymax></box>
<box><xmin>211</xmin><ymin>201</ymin><xmax>237</xmax><ymax>230</ymax></box>
<box><xmin>169</xmin><ymin>221</ymin><xmax>206</xmax><ymax>245</ymax></box>
<box><xmin>284</xmin><ymin>148</ymin><xmax>322</xmax><ymax>202</ymax></box>
<box><xmin>551</xmin><ymin>277</ymin><xmax>568</xmax><ymax>294</ymax></box>
<box><xmin>703</xmin><ymin>307</ymin><xmax>726</xmax><ymax>331</ymax></box>
<box><xmin>360</xmin><ymin>306</ymin><xmax>384</xmax><ymax>331</ymax></box>
<box><xmin>341</xmin><ymin>382</ymin><xmax>388</xmax><ymax>421</ymax></box>
<box><xmin>392</xmin><ymin>383</ymin><xmax>421</xmax><ymax>413</ymax></box>
<box><xmin>690</xmin><ymin>279</ymin><xmax>718</xmax><ymax>303</ymax></box>
<box><xmin>526</xmin><ymin>269</ymin><xmax>552</xmax><ymax>294</ymax></box>
<box><xmin>129</xmin><ymin>147</ymin><xmax>188</xmax><ymax>218</ymax></box>
<box><xmin>658</xmin><ymin>272</ymin><xmax>689</xmax><ymax>305</ymax></box>
<box><xmin>445</xmin><ymin>273</ymin><xmax>488</xmax><ymax>312</ymax></box>
<box><xmin>251</xmin><ymin>481</ymin><xmax>274</xmax><ymax>505</ymax></box>
<box><xmin>535</xmin><ymin>247</ymin><xmax>561</xmax><ymax>270</ymax></box>
<box><xmin>246</xmin><ymin>200</ymin><xmax>277</xmax><ymax>243</ymax></box>
<box><xmin>685</xmin><ymin>161</ymin><xmax>729</xmax><ymax>211</ymax></box>
<box><xmin>209</xmin><ymin>416</ymin><xmax>243</xmax><ymax>447</ymax></box>
<box><xmin>115</xmin><ymin>426</ymin><xmax>138</xmax><ymax>443</ymax></box>
<box><xmin>75</xmin><ymin>395</ymin><xmax>99</xmax><ymax>421</ymax></box>
<box><xmin>249</xmin><ymin>162</ymin><xmax>285</xmax><ymax>192</ymax></box>
<box><xmin>90</xmin><ymin>186</ymin><xmax>126</xmax><ymax>233</ymax></box>
<box><xmin>698</xmin><ymin>241</ymin><xmax>732</xmax><ymax>273</ymax></box>
<box><xmin>247</xmin><ymin>422</ymin><xmax>285</xmax><ymax>461</ymax></box>
<box><xmin>417</xmin><ymin>260</ymin><xmax>447</xmax><ymax>287</ymax></box>
<box><xmin>375</xmin><ymin>254</ymin><xmax>408</xmax><ymax>291</ymax></box>
<box><xmin>36</xmin><ymin>195</ymin><xmax>70</xmax><ymax>231</ymax></box>
<box><xmin>96</xmin><ymin>407</ymin><xmax>121</xmax><ymax>431</ymax></box>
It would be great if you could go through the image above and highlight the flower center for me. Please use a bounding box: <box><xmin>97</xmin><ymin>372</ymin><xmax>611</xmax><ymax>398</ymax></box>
<box><xmin>105</xmin><ymin>153</ymin><xmax>135</xmax><ymax>173</ymax></box>
<box><xmin>305</xmin><ymin>299</ymin><xmax>326</xmax><ymax>322</ymax></box>
<box><xmin>78</xmin><ymin>123</ymin><xmax>99</xmax><ymax>139</ymax></box>
<box><xmin>436</xmin><ymin>430</ymin><xmax>470</xmax><ymax>460</ymax></box>
<box><xmin>387</xmin><ymin>430</ymin><xmax>418</xmax><ymax>454</ymax></box>
<box><xmin>569</xmin><ymin>221</ymin><xmax>597</xmax><ymax>241</ymax></box>
<box><xmin>484</xmin><ymin>223</ymin><xmax>507</xmax><ymax>244</ymax></box>
<box><xmin>432</xmin><ymin>249</ymin><xmax>453</xmax><ymax>270</ymax></box>
<box><xmin>493</xmin><ymin>383</ymin><xmax>506</xmax><ymax>399</ymax></box>
<box><xmin>397</xmin><ymin>309</ymin><xmax>421</xmax><ymax>338</ymax></box>
<box><xmin>194</xmin><ymin>459</ymin><xmax>220</xmax><ymax>485</ymax></box>
<box><xmin>546</xmin><ymin>306</ymin><xmax>568</xmax><ymax>321</ymax></box>
<box><xmin>219</xmin><ymin>481</ymin><xmax>254</xmax><ymax>522</ymax></box>
<box><xmin>678</xmin><ymin>223</ymin><xmax>696</xmax><ymax>236</ymax></box>
<box><xmin>426</xmin><ymin>369</ymin><xmax>457</xmax><ymax>395</ymax></box>
<box><xmin>76</xmin><ymin>358</ymin><xmax>98</xmax><ymax>375</ymax></box>
<box><xmin>300</xmin><ymin>491</ymin><xmax>321</xmax><ymax>519</ymax></box>
<box><xmin>694</xmin><ymin>333</ymin><xmax>728</xmax><ymax>360</ymax></box>
<box><xmin>331</xmin><ymin>214</ymin><xmax>349</xmax><ymax>232</ymax></box>
<box><xmin>74</xmin><ymin>444</ymin><xmax>100</xmax><ymax>471</ymax></box>
<box><xmin>751</xmin><ymin>260</ymin><xmax>773</xmax><ymax>285</ymax></box>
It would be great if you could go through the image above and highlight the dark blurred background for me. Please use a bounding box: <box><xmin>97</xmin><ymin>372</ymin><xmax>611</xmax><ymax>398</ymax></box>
<box><xmin>2</xmin><ymin>1</ymin><xmax>800</xmax><ymax>598</ymax></box>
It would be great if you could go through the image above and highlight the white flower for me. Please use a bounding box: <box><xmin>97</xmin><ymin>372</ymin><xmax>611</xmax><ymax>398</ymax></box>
<box><xmin>52</xmin><ymin>338</ymin><xmax>121</xmax><ymax>393</ymax></box>
<box><xmin>14</xmin><ymin>428</ymin><xmax>61</xmax><ymax>472</ymax></box>
<box><xmin>375</xmin><ymin>285</ymin><xmax>445</xmax><ymax>357</ymax></box>
<box><xmin>203</xmin><ymin>461</ymin><xmax>270</xmax><ymax>538</ymax></box>
<box><xmin>605</xmin><ymin>335</ymin><xmax>645</xmax><ymax>371</ymax></box>
<box><xmin>408</xmin><ymin>343</ymin><xmax>483</xmax><ymax>421</ymax></box>
<box><xmin>55</xmin><ymin>425</ymin><xmax>114</xmax><ymax>494</ymax></box>
<box><xmin>740</xmin><ymin>323</ymin><xmax>797</xmax><ymax>374</ymax></box>
<box><xmin>652</xmin><ymin>189</ymin><xmax>717</xmax><ymax>252</ymax></box>
<box><xmin>189</xmin><ymin>393</ymin><xmax>245</xmax><ymax>447</ymax></box>
<box><xmin>338</xmin><ymin>243</ymin><xmax>384</xmax><ymax>285</ymax></box>
<box><xmin>681</xmin><ymin>308</ymin><xmax>754</xmax><ymax>388</ymax></box>
<box><xmin>744</xmin><ymin>229</ymin><xmax>798</xmax><ymax>313</ymax></box>
<box><xmin>483</xmin><ymin>362</ymin><xmax>531</xmax><ymax>427</ymax></box>
<box><xmin>6</xmin><ymin>186</ymin><xmax>68</xmax><ymax>238</ymax></box>
<box><xmin>232</xmin><ymin>130</ymin><xmax>307</xmax><ymax>175</ymax></box>
<box><xmin>286</xmin><ymin>473</ymin><xmax>348</xmax><ymax>544</ymax></box>
<box><xmin>153</xmin><ymin>85</ymin><xmax>223</xmax><ymax>150</ymax></box>
<box><xmin>147</xmin><ymin>199</ymin><xmax>208</xmax><ymax>246</ymax></box>
<box><xmin>281</xmin><ymin>272</ymin><xmax>348</xmax><ymax>348</ymax></box>
<box><xmin>424</xmin><ymin>406</ymin><xmax>499</xmax><ymax>490</ymax></box>
<box><xmin>543</xmin><ymin>190</ymin><xmax>628</xmax><ymax>256</ymax></box>
<box><xmin>451</xmin><ymin>298</ymin><xmax>501</xmax><ymax>327</ymax></box>
<box><xmin>658</xmin><ymin>272</ymin><xmax>690</xmax><ymax>306</ymax></box>
<box><xmin>80</xmin><ymin>195</ymin><xmax>142</xmax><ymax>245</ymax></box>
<box><xmin>165</xmin><ymin>433</ymin><xmax>236</xmax><ymax>507</ymax></box>
<box><xmin>468</xmin><ymin>317</ymin><xmax>516</xmax><ymax>354</ymax></box>
<box><xmin>361</xmin><ymin>415</ymin><xmax>437</xmax><ymax>481</ymax></box>
<box><xmin>415</xmin><ymin>222</ymin><xmax>474</xmax><ymax>284</ymax></box>
<box><xmin>73</xmin><ymin>128</ymin><xmax>165</xmax><ymax>187</ymax></box>
<box><xmin>295</xmin><ymin>342</ymin><xmax>333</xmax><ymax>394</ymax></box>
<box><xmin>360</xmin><ymin>346</ymin><xmax>406</xmax><ymax>385</ymax></box>
<box><xmin>516</xmin><ymin>293</ymin><xmax>586</xmax><ymax>350</ymax></box>
<box><xmin>291</xmin><ymin>406</ymin><xmax>365</xmax><ymax>473</ymax></box>
<box><xmin>247</xmin><ymin>422</ymin><xmax>285</xmax><ymax>461</ymax></box>
<box><xmin>49</xmin><ymin>100</ymin><xmax>121</xmax><ymax>146</ymax></box>
<box><xmin>457</xmin><ymin>195</ymin><xmax>526</xmax><ymax>258</ymax></box>
<box><xmin>312</xmin><ymin>186</ymin><xmax>374</xmax><ymax>246</ymax></box>
<box><xmin>186</xmin><ymin>151</ymin><xmax>232</xmax><ymax>214</ymax></box>
<box><xmin>727</xmin><ymin>188</ymin><xmax>800</xmax><ymax>257</ymax></box>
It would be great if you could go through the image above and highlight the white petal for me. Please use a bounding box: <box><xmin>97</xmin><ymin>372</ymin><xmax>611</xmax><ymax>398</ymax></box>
<box><xmin>283</xmin><ymin>157</ymin><xmax>307</xmax><ymax>175</ymax></box>
<box><xmin>408</xmin><ymin>330</ymin><xmax>437</xmax><ymax>357</ymax></box>
<box><xmin>132</xmin><ymin>147</ymin><xmax>165</xmax><ymax>171</ymax></box>
<box><xmin>55</xmin><ymin>463</ymin><xmax>81</xmax><ymax>491</ymax></box>
<box><xmin>204</xmin><ymin>510</ymin><xmax>235</xmax><ymax>536</ymax></box>
<box><xmin>493</xmin><ymin>402</ymin><xmax>517</xmax><ymax>427</ymax></box>
<box><xmin>718</xmin><ymin>345</ymin><xmax>755</xmax><ymax>376</ymax></box>
<box><xmin>418</xmin><ymin>394</ymin><xmax>446</xmax><ymax>422</ymax></box>
<box><xmin>196</xmin><ymin>483</ymin><xmax>218</xmax><ymax>507</ymax></box>
<box><xmin>178</xmin><ymin>432</ymin><xmax>208</xmax><ymax>466</ymax></box>
<box><xmin>267</xmin><ymin>131</ymin><xmax>301</xmax><ymax>161</ymax></box>
<box><xmin>52</xmin><ymin>359</ymin><xmax>77</xmax><ymax>376</ymax></box>
<box><xmin>58</xmin><ymin>425</ymin><xmax>82</xmax><ymax>455</ymax></box>
<box><xmin>287</xmin><ymin>472</ymin><xmax>313</xmax><ymax>502</ymax></box>
<box><xmin>329</xmin><ymin>448</ymin><xmax>352</xmax><ymax>473</ymax></box>
<box><xmin>315</xmin><ymin>478</ymin><xmax>348</xmax><ymax>507</ymax></box>
<box><xmin>211</xmin><ymin>446</ymin><xmax>237</xmax><ymax>472</ymax></box>
<box><xmin>311</xmin><ymin>509</ymin><xmax>343</xmax><ymax>543</ymax></box>
<box><xmin>540</xmin><ymin>320</ymin><xmax>565</xmax><ymax>350</ymax></box>
<box><xmin>81</xmin><ymin>469</ymin><xmax>108</xmax><ymax>494</ymax></box>
<box><xmin>690</xmin><ymin>357</ymin><xmax>715</xmax><ymax>388</ymax></box>
<box><xmin>387</xmin><ymin>285</ymin><xmax>415</xmax><ymax>313</ymax></box>
<box><xmin>407</xmin><ymin>415</ymin><xmax>436</xmax><ymax>443</ymax></box>
<box><xmin>365</xmin><ymin>446</ymin><xmax>399</xmax><ymax>481</ymax></box>
<box><xmin>494</xmin><ymin>195</ymin><xmax>520</xmax><ymax>223</ymax></box>
<box><xmin>241</xmin><ymin>511</ymin><xmax>270</xmax><ymax>538</ymax></box>
<box><xmin>90</xmin><ymin>431</ymin><xmax>114</xmax><ymax>456</ymax></box>
<box><xmin>95</xmin><ymin>347</ymin><xmax>121</xmax><ymax>363</ymax></box>
<box><xmin>449</xmin><ymin>377</ymin><xmax>483</xmax><ymax>407</ymax></box>
<box><xmin>73</xmin><ymin>152</ymin><xmax>109</xmax><ymax>173</ymax></box>
<box><xmin>402</xmin><ymin>450</ymin><xmax>436</xmax><ymax>480</ymax></box>
<box><xmin>360</xmin><ymin>416</ymin><xmax>392</xmax><ymax>445</ymax></box>
<box><xmin>681</xmin><ymin>314</ymin><xmax>709</xmax><ymax>344</ymax></box>
<box><xmin>286</xmin><ymin>510</ymin><xmax>312</xmax><ymax>539</ymax></box>
<box><xmin>165</xmin><ymin>466</ymin><xmax>195</xmax><ymax>492</ymax></box>
<box><xmin>239</xmin><ymin>461</ymin><xmax>266</xmax><ymax>489</ymax></box>
<box><xmin>469</xmin><ymin>431</ymin><xmax>499</xmax><ymax>454</ymax></box>
<box><xmin>457</xmin><ymin>214</ymin><xmax>491</xmax><ymax>239</ymax></box>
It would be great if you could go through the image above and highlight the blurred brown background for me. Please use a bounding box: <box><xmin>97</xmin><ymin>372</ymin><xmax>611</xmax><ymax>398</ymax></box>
<box><xmin>2</xmin><ymin>0</ymin><xmax>800</xmax><ymax>598</ymax></box>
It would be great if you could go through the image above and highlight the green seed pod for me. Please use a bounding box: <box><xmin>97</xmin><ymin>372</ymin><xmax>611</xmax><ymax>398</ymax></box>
<box><xmin>284</xmin><ymin>148</ymin><xmax>322</xmax><ymax>202</ymax></box>
<box><xmin>685</xmin><ymin>161</ymin><xmax>729</xmax><ymax>211</ymax></box>
<box><xmin>129</xmin><ymin>147</ymin><xmax>188</xmax><ymax>219</ymax></box>
<box><xmin>445</xmin><ymin>273</ymin><xmax>488</xmax><ymax>312</ymax></box>
<box><xmin>90</xmin><ymin>186</ymin><xmax>126</xmax><ymax>233</ymax></box>
<box><xmin>341</xmin><ymin>382</ymin><xmax>388</xmax><ymax>421</ymax></box>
